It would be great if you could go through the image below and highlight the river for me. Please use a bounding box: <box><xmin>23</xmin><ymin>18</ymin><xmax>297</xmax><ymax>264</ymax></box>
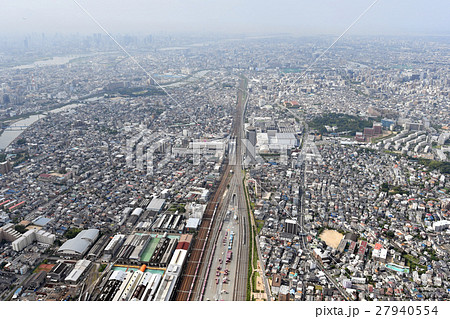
<box><xmin>12</xmin><ymin>54</ymin><xmax>91</xmax><ymax>70</ymax></box>
<box><xmin>0</xmin><ymin>64</ymin><xmax>206</xmax><ymax>149</ymax></box>
<box><xmin>0</xmin><ymin>115</ymin><xmax>42</xmax><ymax>150</ymax></box>
<box><xmin>162</xmin><ymin>70</ymin><xmax>209</xmax><ymax>88</ymax></box>
<box><xmin>0</xmin><ymin>102</ymin><xmax>88</xmax><ymax>150</ymax></box>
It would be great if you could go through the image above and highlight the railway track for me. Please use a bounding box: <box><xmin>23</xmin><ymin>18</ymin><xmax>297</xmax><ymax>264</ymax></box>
<box><xmin>174</xmin><ymin>164</ymin><xmax>231</xmax><ymax>300</ymax></box>
<box><xmin>174</xmin><ymin>76</ymin><xmax>249</xmax><ymax>301</ymax></box>
<box><xmin>232</xmin><ymin>173</ymin><xmax>249</xmax><ymax>300</ymax></box>
<box><xmin>197</xmin><ymin>171</ymin><xmax>237</xmax><ymax>300</ymax></box>
<box><xmin>231</xmin><ymin>77</ymin><xmax>249</xmax><ymax>300</ymax></box>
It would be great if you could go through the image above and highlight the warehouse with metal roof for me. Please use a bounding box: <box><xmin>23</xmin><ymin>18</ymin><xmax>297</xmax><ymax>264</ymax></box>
<box><xmin>147</xmin><ymin>198</ymin><xmax>165</xmax><ymax>213</ymax></box>
<box><xmin>58</xmin><ymin>228</ymin><xmax>99</xmax><ymax>258</ymax></box>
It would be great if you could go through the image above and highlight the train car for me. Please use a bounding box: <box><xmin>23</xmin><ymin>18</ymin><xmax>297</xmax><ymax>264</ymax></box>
<box><xmin>226</xmin><ymin>251</ymin><xmax>232</xmax><ymax>263</ymax></box>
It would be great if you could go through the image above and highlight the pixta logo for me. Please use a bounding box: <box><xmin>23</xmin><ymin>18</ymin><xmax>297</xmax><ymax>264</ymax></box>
<box><xmin>125</xmin><ymin>129</ymin><xmax>228</xmax><ymax>175</ymax></box>
<box><xmin>125</xmin><ymin>128</ymin><xmax>305</xmax><ymax>175</ymax></box>
<box><xmin>125</xmin><ymin>129</ymin><xmax>171</xmax><ymax>176</ymax></box>
<box><xmin>297</xmin><ymin>135</ymin><xmax>323</xmax><ymax>166</ymax></box>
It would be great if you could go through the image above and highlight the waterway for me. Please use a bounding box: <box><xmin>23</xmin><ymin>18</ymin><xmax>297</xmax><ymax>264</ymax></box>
<box><xmin>162</xmin><ymin>70</ymin><xmax>209</xmax><ymax>88</ymax></box>
<box><xmin>12</xmin><ymin>54</ymin><xmax>90</xmax><ymax>70</ymax></box>
<box><xmin>0</xmin><ymin>115</ymin><xmax>42</xmax><ymax>150</ymax></box>
<box><xmin>0</xmin><ymin>54</ymin><xmax>96</xmax><ymax>150</ymax></box>
<box><xmin>0</xmin><ymin>102</ymin><xmax>85</xmax><ymax>150</ymax></box>
<box><xmin>0</xmin><ymin>58</ymin><xmax>206</xmax><ymax>149</ymax></box>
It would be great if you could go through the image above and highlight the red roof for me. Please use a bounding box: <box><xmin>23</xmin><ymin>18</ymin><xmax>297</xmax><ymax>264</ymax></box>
<box><xmin>358</xmin><ymin>241</ymin><xmax>368</xmax><ymax>256</ymax></box>
<box><xmin>9</xmin><ymin>201</ymin><xmax>25</xmax><ymax>210</ymax></box>
<box><xmin>0</xmin><ymin>200</ymin><xmax>10</xmax><ymax>206</ymax></box>
<box><xmin>348</xmin><ymin>241</ymin><xmax>356</xmax><ymax>252</ymax></box>
<box><xmin>176</xmin><ymin>242</ymin><xmax>190</xmax><ymax>251</ymax></box>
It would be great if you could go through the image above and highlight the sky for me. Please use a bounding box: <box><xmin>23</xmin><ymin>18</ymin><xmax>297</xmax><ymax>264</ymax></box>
<box><xmin>2</xmin><ymin>0</ymin><xmax>450</xmax><ymax>36</ymax></box>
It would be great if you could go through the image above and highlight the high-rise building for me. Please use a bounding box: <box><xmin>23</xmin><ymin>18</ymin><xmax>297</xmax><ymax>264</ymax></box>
<box><xmin>285</xmin><ymin>219</ymin><xmax>298</xmax><ymax>235</ymax></box>
<box><xmin>0</xmin><ymin>161</ymin><xmax>12</xmax><ymax>175</ymax></box>
<box><xmin>364</xmin><ymin>128</ymin><xmax>374</xmax><ymax>137</ymax></box>
<box><xmin>245</xmin><ymin>127</ymin><xmax>257</xmax><ymax>163</ymax></box>
<box><xmin>12</xmin><ymin>229</ymin><xmax>55</xmax><ymax>252</ymax></box>
<box><xmin>373</xmin><ymin>123</ymin><xmax>382</xmax><ymax>135</ymax></box>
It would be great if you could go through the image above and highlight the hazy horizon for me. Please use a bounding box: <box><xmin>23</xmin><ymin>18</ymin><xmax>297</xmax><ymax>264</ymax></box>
<box><xmin>2</xmin><ymin>0</ymin><xmax>450</xmax><ymax>37</ymax></box>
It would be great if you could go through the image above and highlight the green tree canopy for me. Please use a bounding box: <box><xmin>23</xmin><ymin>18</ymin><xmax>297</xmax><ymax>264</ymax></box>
<box><xmin>65</xmin><ymin>228</ymin><xmax>82</xmax><ymax>239</ymax></box>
